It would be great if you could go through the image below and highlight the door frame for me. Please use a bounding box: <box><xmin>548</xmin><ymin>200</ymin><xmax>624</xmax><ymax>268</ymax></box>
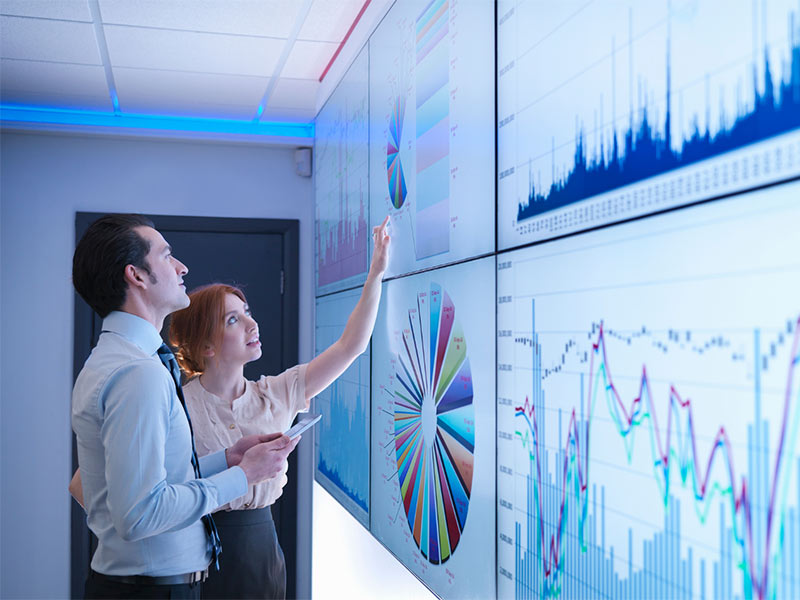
<box><xmin>71</xmin><ymin>213</ymin><xmax>300</xmax><ymax>598</ymax></box>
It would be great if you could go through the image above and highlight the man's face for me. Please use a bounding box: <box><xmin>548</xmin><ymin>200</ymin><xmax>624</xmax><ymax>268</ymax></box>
<box><xmin>134</xmin><ymin>226</ymin><xmax>189</xmax><ymax>316</ymax></box>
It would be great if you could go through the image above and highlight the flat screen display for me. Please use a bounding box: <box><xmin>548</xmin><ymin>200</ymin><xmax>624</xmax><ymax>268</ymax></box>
<box><xmin>314</xmin><ymin>288</ymin><xmax>371</xmax><ymax>527</ymax></box>
<box><xmin>369</xmin><ymin>0</ymin><xmax>495</xmax><ymax>278</ymax></box>
<box><xmin>496</xmin><ymin>179</ymin><xmax>800</xmax><ymax>599</ymax></box>
<box><xmin>315</xmin><ymin>46</ymin><xmax>371</xmax><ymax>295</ymax></box>
<box><xmin>371</xmin><ymin>256</ymin><xmax>497</xmax><ymax>599</ymax></box>
<box><xmin>497</xmin><ymin>0</ymin><xmax>800</xmax><ymax>250</ymax></box>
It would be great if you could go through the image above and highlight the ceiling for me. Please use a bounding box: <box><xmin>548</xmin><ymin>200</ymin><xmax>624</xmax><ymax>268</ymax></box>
<box><xmin>0</xmin><ymin>0</ymin><xmax>367</xmax><ymax>126</ymax></box>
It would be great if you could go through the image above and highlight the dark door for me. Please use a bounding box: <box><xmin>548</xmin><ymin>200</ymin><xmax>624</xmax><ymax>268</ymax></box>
<box><xmin>71</xmin><ymin>213</ymin><xmax>300</xmax><ymax>598</ymax></box>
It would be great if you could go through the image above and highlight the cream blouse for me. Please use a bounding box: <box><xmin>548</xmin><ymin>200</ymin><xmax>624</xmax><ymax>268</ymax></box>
<box><xmin>183</xmin><ymin>363</ymin><xmax>309</xmax><ymax>511</ymax></box>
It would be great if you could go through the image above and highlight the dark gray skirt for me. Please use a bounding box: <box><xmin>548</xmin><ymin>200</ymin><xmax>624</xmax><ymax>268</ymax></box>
<box><xmin>202</xmin><ymin>507</ymin><xmax>286</xmax><ymax>600</ymax></box>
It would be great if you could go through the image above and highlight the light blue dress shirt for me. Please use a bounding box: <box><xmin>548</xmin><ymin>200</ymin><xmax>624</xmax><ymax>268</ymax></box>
<box><xmin>72</xmin><ymin>311</ymin><xmax>248</xmax><ymax>576</ymax></box>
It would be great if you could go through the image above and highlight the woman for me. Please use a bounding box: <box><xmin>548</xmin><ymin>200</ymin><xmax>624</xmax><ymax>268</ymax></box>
<box><xmin>71</xmin><ymin>216</ymin><xmax>390</xmax><ymax>598</ymax></box>
<box><xmin>168</xmin><ymin>216</ymin><xmax>389</xmax><ymax>599</ymax></box>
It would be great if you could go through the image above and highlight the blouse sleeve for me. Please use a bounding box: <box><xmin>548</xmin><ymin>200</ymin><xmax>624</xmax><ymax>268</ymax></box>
<box><xmin>255</xmin><ymin>363</ymin><xmax>310</xmax><ymax>419</ymax></box>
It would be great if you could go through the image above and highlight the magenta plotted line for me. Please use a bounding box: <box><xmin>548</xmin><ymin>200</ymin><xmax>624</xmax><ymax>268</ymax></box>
<box><xmin>514</xmin><ymin>315</ymin><xmax>800</xmax><ymax>599</ymax></box>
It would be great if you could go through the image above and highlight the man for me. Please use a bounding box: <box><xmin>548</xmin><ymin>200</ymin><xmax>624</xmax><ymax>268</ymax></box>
<box><xmin>71</xmin><ymin>214</ymin><xmax>297</xmax><ymax>599</ymax></box>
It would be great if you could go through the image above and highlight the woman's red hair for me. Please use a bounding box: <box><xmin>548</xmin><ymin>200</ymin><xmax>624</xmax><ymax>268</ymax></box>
<box><xmin>169</xmin><ymin>283</ymin><xmax>247</xmax><ymax>377</ymax></box>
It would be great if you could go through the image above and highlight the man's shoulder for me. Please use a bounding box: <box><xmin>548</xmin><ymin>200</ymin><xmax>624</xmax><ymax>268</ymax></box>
<box><xmin>85</xmin><ymin>331</ymin><xmax>149</xmax><ymax>364</ymax></box>
<box><xmin>74</xmin><ymin>335</ymin><xmax>170</xmax><ymax>410</ymax></box>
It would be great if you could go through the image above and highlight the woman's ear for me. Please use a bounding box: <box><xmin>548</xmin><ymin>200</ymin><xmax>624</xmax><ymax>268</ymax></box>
<box><xmin>203</xmin><ymin>344</ymin><xmax>215</xmax><ymax>358</ymax></box>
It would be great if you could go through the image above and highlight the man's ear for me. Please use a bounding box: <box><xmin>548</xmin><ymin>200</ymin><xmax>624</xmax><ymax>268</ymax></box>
<box><xmin>123</xmin><ymin>264</ymin><xmax>147</xmax><ymax>289</ymax></box>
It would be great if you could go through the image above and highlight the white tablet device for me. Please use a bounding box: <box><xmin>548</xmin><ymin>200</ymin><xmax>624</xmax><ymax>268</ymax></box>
<box><xmin>284</xmin><ymin>414</ymin><xmax>321</xmax><ymax>439</ymax></box>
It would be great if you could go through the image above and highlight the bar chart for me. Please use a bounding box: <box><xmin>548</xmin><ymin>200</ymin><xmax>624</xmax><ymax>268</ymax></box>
<box><xmin>497</xmin><ymin>179</ymin><xmax>800</xmax><ymax>599</ymax></box>
<box><xmin>315</xmin><ymin>46</ymin><xmax>370</xmax><ymax>295</ymax></box>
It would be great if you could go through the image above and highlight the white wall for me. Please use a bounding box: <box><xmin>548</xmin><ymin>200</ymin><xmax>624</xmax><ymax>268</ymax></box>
<box><xmin>312</xmin><ymin>483</ymin><xmax>435</xmax><ymax>600</ymax></box>
<box><xmin>0</xmin><ymin>129</ymin><xmax>435</xmax><ymax>600</ymax></box>
<box><xmin>0</xmin><ymin>131</ymin><xmax>314</xmax><ymax>599</ymax></box>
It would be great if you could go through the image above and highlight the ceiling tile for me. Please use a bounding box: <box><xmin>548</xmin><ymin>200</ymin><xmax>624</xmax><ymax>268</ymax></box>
<box><xmin>0</xmin><ymin>16</ymin><xmax>101</xmax><ymax>64</ymax></box>
<box><xmin>98</xmin><ymin>0</ymin><xmax>301</xmax><ymax>39</ymax></box>
<box><xmin>104</xmin><ymin>25</ymin><xmax>285</xmax><ymax>76</ymax></box>
<box><xmin>298</xmin><ymin>0</ymin><xmax>363</xmax><ymax>42</ymax></box>
<box><xmin>1</xmin><ymin>58</ymin><xmax>108</xmax><ymax>96</ymax></box>
<box><xmin>114</xmin><ymin>67</ymin><xmax>268</xmax><ymax>116</ymax></box>
<box><xmin>267</xmin><ymin>78</ymin><xmax>319</xmax><ymax>110</ymax></box>
<box><xmin>0</xmin><ymin>58</ymin><xmax>112</xmax><ymax>110</ymax></box>
<box><xmin>260</xmin><ymin>106</ymin><xmax>316</xmax><ymax>124</ymax></box>
<box><xmin>0</xmin><ymin>0</ymin><xmax>92</xmax><ymax>21</ymax></box>
<box><xmin>281</xmin><ymin>40</ymin><xmax>338</xmax><ymax>80</ymax></box>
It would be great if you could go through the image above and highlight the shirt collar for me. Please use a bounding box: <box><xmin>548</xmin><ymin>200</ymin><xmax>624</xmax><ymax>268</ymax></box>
<box><xmin>101</xmin><ymin>311</ymin><xmax>163</xmax><ymax>356</ymax></box>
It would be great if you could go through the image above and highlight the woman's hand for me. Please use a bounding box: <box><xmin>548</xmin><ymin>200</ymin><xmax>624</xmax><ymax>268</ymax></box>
<box><xmin>368</xmin><ymin>215</ymin><xmax>391</xmax><ymax>279</ymax></box>
<box><xmin>226</xmin><ymin>432</ymin><xmax>285</xmax><ymax>468</ymax></box>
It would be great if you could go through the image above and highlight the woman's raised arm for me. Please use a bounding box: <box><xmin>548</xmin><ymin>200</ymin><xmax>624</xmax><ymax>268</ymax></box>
<box><xmin>305</xmin><ymin>216</ymin><xmax>391</xmax><ymax>399</ymax></box>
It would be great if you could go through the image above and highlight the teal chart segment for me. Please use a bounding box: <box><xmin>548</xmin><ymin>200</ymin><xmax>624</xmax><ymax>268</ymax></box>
<box><xmin>371</xmin><ymin>256</ymin><xmax>496</xmax><ymax>599</ymax></box>
<box><xmin>314</xmin><ymin>288</ymin><xmax>370</xmax><ymax>526</ymax></box>
<box><xmin>315</xmin><ymin>45</ymin><xmax>370</xmax><ymax>295</ymax></box>
<box><xmin>369</xmin><ymin>0</ymin><xmax>495</xmax><ymax>279</ymax></box>
<box><xmin>497</xmin><ymin>0</ymin><xmax>800</xmax><ymax>249</ymax></box>
<box><xmin>387</xmin><ymin>95</ymin><xmax>408</xmax><ymax>210</ymax></box>
<box><xmin>496</xmin><ymin>179</ymin><xmax>800</xmax><ymax>600</ymax></box>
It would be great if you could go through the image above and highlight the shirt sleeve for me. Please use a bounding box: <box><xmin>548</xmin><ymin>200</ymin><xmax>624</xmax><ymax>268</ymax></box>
<box><xmin>257</xmin><ymin>363</ymin><xmax>310</xmax><ymax>418</ymax></box>
<box><xmin>292</xmin><ymin>363</ymin><xmax>310</xmax><ymax>415</ymax></box>
<box><xmin>100</xmin><ymin>360</ymin><xmax>247</xmax><ymax>542</ymax></box>
<box><xmin>198</xmin><ymin>450</ymin><xmax>228</xmax><ymax>477</ymax></box>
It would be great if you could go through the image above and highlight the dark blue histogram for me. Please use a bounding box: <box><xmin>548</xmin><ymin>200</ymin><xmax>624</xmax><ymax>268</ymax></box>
<box><xmin>314</xmin><ymin>289</ymin><xmax>370</xmax><ymax>526</ymax></box>
<box><xmin>517</xmin><ymin>10</ymin><xmax>800</xmax><ymax>221</ymax></box>
<box><xmin>317</xmin><ymin>361</ymin><xmax>370</xmax><ymax>515</ymax></box>
<box><xmin>498</xmin><ymin>0</ymin><xmax>800</xmax><ymax>248</ymax></box>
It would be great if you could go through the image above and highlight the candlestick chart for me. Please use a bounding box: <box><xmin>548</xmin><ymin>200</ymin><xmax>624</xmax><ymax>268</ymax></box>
<box><xmin>496</xmin><ymin>180</ymin><xmax>800</xmax><ymax>599</ymax></box>
<box><xmin>497</xmin><ymin>0</ymin><xmax>800</xmax><ymax>249</ymax></box>
<box><xmin>314</xmin><ymin>289</ymin><xmax>371</xmax><ymax>526</ymax></box>
<box><xmin>315</xmin><ymin>46</ymin><xmax>370</xmax><ymax>295</ymax></box>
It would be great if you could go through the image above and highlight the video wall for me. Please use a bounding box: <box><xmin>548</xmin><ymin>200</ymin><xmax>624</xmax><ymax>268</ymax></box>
<box><xmin>314</xmin><ymin>1</ymin><xmax>800</xmax><ymax>598</ymax></box>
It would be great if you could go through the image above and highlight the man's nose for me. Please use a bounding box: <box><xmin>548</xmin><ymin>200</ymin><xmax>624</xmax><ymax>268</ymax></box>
<box><xmin>174</xmin><ymin>258</ymin><xmax>188</xmax><ymax>276</ymax></box>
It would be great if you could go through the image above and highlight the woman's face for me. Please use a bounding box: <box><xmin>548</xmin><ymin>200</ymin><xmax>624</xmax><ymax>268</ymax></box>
<box><xmin>214</xmin><ymin>292</ymin><xmax>262</xmax><ymax>367</ymax></box>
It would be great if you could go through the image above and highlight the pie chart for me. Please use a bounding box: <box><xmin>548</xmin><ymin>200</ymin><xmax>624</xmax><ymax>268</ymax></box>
<box><xmin>387</xmin><ymin>95</ymin><xmax>407</xmax><ymax>209</ymax></box>
<box><xmin>393</xmin><ymin>282</ymin><xmax>474</xmax><ymax>564</ymax></box>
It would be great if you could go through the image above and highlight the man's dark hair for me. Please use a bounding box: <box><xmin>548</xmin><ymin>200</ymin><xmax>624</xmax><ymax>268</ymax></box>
<box><xmin>73</xmin><ymin>214</ymin><xmax>156</xmax><ymax>318</ymax></box>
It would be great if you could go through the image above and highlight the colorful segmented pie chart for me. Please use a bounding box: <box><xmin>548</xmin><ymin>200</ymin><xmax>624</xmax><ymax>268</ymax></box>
<box><xmin>393</xmin><ymin>282</ymin><xmax>474</xmax><ymax>564</ymax></box>
<box><xmin>387</xmin><ymin>95</ymin><xmax>407</xmax><ymax>209</ymax></box>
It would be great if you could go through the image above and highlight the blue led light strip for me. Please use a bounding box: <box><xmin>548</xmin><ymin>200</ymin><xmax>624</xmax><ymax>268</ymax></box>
<box><xmin>0</xmin><ymin>104</ymin><xmax>314</xmax><ymax>139</ymax></box>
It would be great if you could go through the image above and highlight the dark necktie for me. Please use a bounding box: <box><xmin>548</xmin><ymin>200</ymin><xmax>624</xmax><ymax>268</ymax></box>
<box><xmin>157</xmin><ymin>342</ymin><xmax>222</xmax><ymax>570</ymax></box>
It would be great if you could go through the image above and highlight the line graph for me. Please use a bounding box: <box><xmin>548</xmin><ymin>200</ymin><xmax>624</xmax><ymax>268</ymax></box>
<box><xmin>496</xmin><ymin>179</ymin><xmax>800</xmax><ymax>599</ymax></box>
<box><xmin>314</xmin><ymin>289</ymin><xmax>370</xmax><ymax>526</ymax></box>
<box><xmin>498</xmin><ymin>0</ymin><xmax>800</xmax><ymax>249</ymax></box>
<box><xmin>315</xmin><ymin>46</ymin><xmax>370</xmax><ymax>295</ymax></box>
<box><xmin>512</xmin><ymin>309</ymin><xmax>799</xmax><ymax>599</ymax></box>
